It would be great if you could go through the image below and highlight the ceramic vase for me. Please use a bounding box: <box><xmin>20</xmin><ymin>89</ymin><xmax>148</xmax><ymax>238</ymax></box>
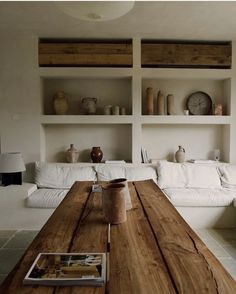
<box><xmin>175</xmin><ymin>146</ymin><xmax>185</xmax><ymax>163</ymax></box>
<box><xmin>90</xmin><ymin>146</ymin><xmax>103</xmax><ymax>163</ymax></box>
<box><xmin>66</xmin><ymin>144</ymin><xmax>79</xmax><ymax>163</ymax></box>
<box><xmin>102</xmin><ymin>183</ymin><xmax>127</xmax><ymax>224</ymax></box>
<box><xmin>146</xmin><ymin>87</ymin><xmax>154</xmax><ymax>115</ymax></box>
<box><xmin>167</xmin><ymin>94</ymin><xmax>176</xmax><ymax>115</ymax></box>
<box><xmin>53</xmin><ymin>91</ymin><xmax>69</xmax><ymax>115</ymax></box>
<box><xmin>109</xmin><ymin>178</ymin><xmax>132</xmax><ymax>210</ymax></box>
<box><xmin>82</xmin><ymin>97</ymin><xmax>97</xmax><ymax>115</ymax></box>
<box><xmin>157</xmin><ymin>90</ymin><xmax>165</xmax><ymax>115</ymax></box>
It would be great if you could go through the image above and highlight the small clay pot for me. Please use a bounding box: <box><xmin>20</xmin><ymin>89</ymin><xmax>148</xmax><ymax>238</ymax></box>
<box><xmin>90</xmin><ymin>146</ymin><xmax>103</xmax><ymax>163</ymax></box>
<box><xmin>102</xmin><ymin>183</ymin><xmax>127</xmax><ymax>224</ymax></box>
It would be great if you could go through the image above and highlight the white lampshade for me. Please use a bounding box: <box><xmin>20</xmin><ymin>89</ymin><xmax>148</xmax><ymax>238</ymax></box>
<box><xmin>0</xmin><ymin>153</ymin><xmax>26</xmax><ymax>173</ymax></box>
<box><xmin>55</xmin><ymin>1</ymin><xmax>135</xmax><ymax>21</ymax></box>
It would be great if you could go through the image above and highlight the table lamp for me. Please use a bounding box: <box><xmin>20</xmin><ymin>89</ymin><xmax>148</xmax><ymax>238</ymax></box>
<box><xmin>0</xmin><ymin>152</ymin><xmax>26</xmax><ymax>186</ymax></box>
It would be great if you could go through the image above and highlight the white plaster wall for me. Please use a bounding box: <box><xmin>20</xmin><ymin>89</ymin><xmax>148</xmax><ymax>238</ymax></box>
<box><xmin>0</xmin><ymin>36</ymin><xmax>41</xmax><ymax>181</ymax></box>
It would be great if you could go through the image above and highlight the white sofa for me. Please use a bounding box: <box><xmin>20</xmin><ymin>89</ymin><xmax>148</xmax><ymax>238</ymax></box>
<box><xmin>157</xmin><ymin>161</ymin><xmax>236</xmax><ymax>228</ymax></box>
<box><xmin>19</xmin><ymin>161</ymin><xmax>236</xmax><ymax>229</ymax></box>
<box><xmin>26</xmin><ymin>162</ymin><xmax>158</xmax><ymax>208</ymax></box>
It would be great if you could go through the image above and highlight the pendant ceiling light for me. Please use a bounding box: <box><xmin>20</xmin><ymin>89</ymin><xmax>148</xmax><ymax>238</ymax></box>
<box><xmin>56</xmin><ymin>1</ymin><xmax>135</xmax><ymax>22</ymax></box>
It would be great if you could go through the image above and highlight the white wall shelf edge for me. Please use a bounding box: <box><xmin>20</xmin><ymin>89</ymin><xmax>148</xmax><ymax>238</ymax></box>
<box><xmin>40</xmin><ymin>115</ymin><xmax>133</xmax><ymax>124</ymax></box>
<box><xmin>141</xmin><ymin>115</ymin><xmax>232</xmax><ymax>125</ymax></box>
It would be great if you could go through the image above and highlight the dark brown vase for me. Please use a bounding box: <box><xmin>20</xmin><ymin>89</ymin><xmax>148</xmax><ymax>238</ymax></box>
<box><xmin>91</xmin><ymin>146</ymin><xmax>103</xmax><ymax>163</ymax></box>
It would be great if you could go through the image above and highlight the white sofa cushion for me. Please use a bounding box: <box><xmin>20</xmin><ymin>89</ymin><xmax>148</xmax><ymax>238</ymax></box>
<box><xmin>26</xmin><ymin>189</ymin><xmax>69</xmax><ymax>208</ymax></box>
<box><xmin>218</xmin><ymin>165</ymin><xmax>236</xmax><ymax>189</ymax></box>
<box><xmin>35</xmin><ymin>162</ymin><xmax>96</xmax><ymax>189</ymax></box>
<box><xmin>157</xmin><ymin>161</ymin><xmax>221</xmax><ymax>189</ymax></box>
<box><xmin>185</xmin><ymin>164</ymin><xmax>221</xmax><ymax>189</ymax></box>
<box><xmin>164</xmin><ymin>188</ymin><xmax>235</xmax><ymax>207</ymax></box>
<box><xmin>125</xmin><ymin>166</ymin><xmax>158</xmax><ymax>183</ymax></box>
<box><xmin>157</xmin><ymin>161</ymin><xmax>187</xmax><ymax>188</ymax></box>
<box><xmin>95</xmin><ymin>164</ymin><xmax>126</xmax><ymax>181</ymax></box>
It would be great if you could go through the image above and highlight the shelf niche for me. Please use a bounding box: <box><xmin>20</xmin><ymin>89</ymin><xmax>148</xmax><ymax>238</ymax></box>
<box><xmin>41</xmin><ymin>124</ymin><xmax>132</xmax><ymax>163</ymax></box>
<box><xmin>142</xmin><ymin>78</ymin><xmax>231</xmax><ymax>116</ymax></box>
<box><xmin>42</xmin><ymin>77</ymin><xmax>132</xmax><ymax>115</ymax></box>
<box><xmin>142</xmin><ymin>124</ymin><xmax>229</xmax><ymax>162</ymax></box>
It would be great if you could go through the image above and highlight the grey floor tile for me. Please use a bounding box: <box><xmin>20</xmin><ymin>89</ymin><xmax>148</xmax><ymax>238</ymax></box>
<box><xmin>0</xmin><ymin>231</ymin><xmax>16</xmax><ymax>238</ymax></box>
<box><xmin>0</xmin><ymin>249</ymin><xmax>25</xmax><ymax>274</ymax></box>
<box><xmin>203</xmin><ymin>239</ymin><xmax>231</xmax><ymax>258</ymax></box>
<box><xmin>0</xmin><ymin>274</ymin><xmax>7</xmax><ymax>285</ymax></box>
<box><xmin>0</xmin><ymin>238</ymin><xmax>9</xmax><ymax>248</ymax></box>
<box><xmin>208</xmin><ymin>229</ymin><xmax>236</xmax><ymax>246</ymax></box>
<box><xmin>223</xmin><ymin>245</ymin><xmax>236</xmax><ymax>260</ymax></box>
<box><xmin>194</xmin><ymin>229</ymin><xmax>214</xmax><ymax>241</ymax></box>
<box><xmin>4</xmin><ymin>230</ymin><xmax>38</xmax><ymax>249</ymax></box>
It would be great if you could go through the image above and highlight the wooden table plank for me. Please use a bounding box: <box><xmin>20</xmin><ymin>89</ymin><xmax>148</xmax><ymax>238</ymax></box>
<box><xmin>109</xmin><ymin>182</ymin><xmax>176</xmax><ymax>294</ymax></box>
<box><xmin>55</xmin><ymin>185</ymin><xmax>107</xmax><ymax>294</ymax></box>
<box><xmin>134</xmin><ymin>180</ymin><xmax>236</xmax><ymax>294</ymax></box>
<box><xmin>0</xmin><ymin>182</ymin><xmax>100</xmax><ymax>294</ymax></box>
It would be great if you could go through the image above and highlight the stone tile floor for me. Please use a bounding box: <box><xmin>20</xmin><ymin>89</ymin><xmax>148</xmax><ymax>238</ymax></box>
<box><xmin>0</xmin><ymin>230</ymin><xmax>38</xmax><ymax>285</ymax></box>
<box><xmin>0</xmin><ymin>229</ymin><xmax>236</xmax><ymax>285</ymax></box>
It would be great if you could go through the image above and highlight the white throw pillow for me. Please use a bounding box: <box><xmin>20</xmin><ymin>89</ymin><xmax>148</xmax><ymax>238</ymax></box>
<box><xmin>157</xmin><ymin>161</ymin><xmax>187</xmax><ymax>189</ymax></box>
<box><xmin>125</xmin><ymin>166</ymin><xmax>158</xmax><ymax>183</ymax></box>
<box><xmin>157</xmin><ymin>161</ymin><xmax>221</xmax><ymax>189</ymax></box>
<box><xmin>218</xmin><ymin>165</ymin><xmax>236</xmax><ymax>188</ymax></box>
<box><xmin>185</xmin><ymin>163</ymin><xmax>221</xmax><ymax>189</ymax></box>
<box><xmin>35</xmin><ymin>162</ymin><xmax>96</xmax><ymax>189</ymax></box>
<box><xmin>95</xmin><ymin>164</ymin><xmax>126</xmax><ymax>181</ymax></box>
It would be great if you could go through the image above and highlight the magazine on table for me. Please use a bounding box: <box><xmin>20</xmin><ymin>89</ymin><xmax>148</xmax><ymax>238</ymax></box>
<box><xmin>23</xmin><ymin>253</ymin><xmax>106</xmax><ymax>286</ymax></box>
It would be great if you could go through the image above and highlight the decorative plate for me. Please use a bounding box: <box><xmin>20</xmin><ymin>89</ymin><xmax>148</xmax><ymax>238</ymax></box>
<box><xmin>186</xmin><ymin>91</ymin><xmax>212</xmax><ymax>115</ymax></box>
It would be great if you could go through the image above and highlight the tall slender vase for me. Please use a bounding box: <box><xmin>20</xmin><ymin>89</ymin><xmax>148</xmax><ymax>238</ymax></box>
<box><xmin>167</xmin><ymin>94</ymin><xmax>176</xmax><ymax>115</ymax></box>
<box><xmin>90</xmin><ymin>146</ymin><xmax>103</xmax><ymax>163</ymax></box>
<box><xmin>146</xmin><ymin>87</ymin><xmax>154</xmax><ymax>115</ymax></box>
<box><xmin>157</xmin><ymin>91</ymin><xmax>165</xmax><ymax>115</ymax></box>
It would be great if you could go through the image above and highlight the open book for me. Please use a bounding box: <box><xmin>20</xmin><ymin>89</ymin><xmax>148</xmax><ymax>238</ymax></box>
<box><xmin>23</xmin><ymin>253</ymin><xmax>106</xmax><ymax>286</ymax></box>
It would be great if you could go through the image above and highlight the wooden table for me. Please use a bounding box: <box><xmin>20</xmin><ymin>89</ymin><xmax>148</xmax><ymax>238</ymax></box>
<box><xmin>1</xmin><ymin>180</ymin><xmax>236</xmax><ymax>294</ymax></box>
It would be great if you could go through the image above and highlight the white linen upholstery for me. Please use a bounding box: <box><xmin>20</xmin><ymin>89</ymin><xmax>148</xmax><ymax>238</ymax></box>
<box><xmin>164</xmin><ymin>188</ymin><xmax>235</xmax><ymax>207</ymax></box>
<box><xmin>157</xmin><ymin>161</ymin><xmax>221</xmax><ymax>189</ymax></box>
<box><xmin>185</xmin><ymin>164</ymin><xmax>221</xmax><ymax>188</ymax></box>
<box><xmin>26</xmin><ymin>189</ymin><xmax>69</xmax><ymax>208</ymax></box>
<box><xmin>157</xmin><ymin>161</ymin><xmax>186</xmax><ymax>188</ymax></box>
<box><xmin>35</xmin><ymin>162</ymin><xmax>96</xmax><ymax>189</ymax></box>
<box><xmin>218</xmin><ymin>165</ymin><xmax>236</xmax><ymax>189</ymax></box>
<box><xmin>95</xmin><ymin>164</ymin><xmax>126</xmax><ymax>181</ymax></box>
<box><xmin>125</xmin><ymin>166</ymin><xmax>158</xmax><ymax>183</ymax></box>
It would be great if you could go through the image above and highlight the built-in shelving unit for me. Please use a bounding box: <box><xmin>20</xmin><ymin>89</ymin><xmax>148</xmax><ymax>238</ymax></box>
<box><xmin>39</xmin><ymin>38</ymin><xmax>233</xmax><ymax>163</ymax></box>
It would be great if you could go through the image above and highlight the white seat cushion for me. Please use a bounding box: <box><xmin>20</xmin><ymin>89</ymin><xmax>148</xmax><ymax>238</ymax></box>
<box><xmin>35</xmin><ymin>162</ymin><xmax>96</xmax><ymax>189</ymax></box>
<box><xmin>163</xmin><ymin>188</ymin><xmax>236</xmax><ymax>207</ymax></box>
<box><xmin>95</xmin><ymin>164</ymin><xmax>126</xmax><ymax>181</ymax></box>
<box><xmin>125</xmin><ymin>166</ymin><xmax>158</xmax><ymax>183</ymax></box>
<box><xmin>26</xmin><ymin>189</ymin><xmax>69</xmax><ymax>208</ymax></box>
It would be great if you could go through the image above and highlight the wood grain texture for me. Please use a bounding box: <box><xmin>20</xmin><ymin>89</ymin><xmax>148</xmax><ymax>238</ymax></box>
<box><xmin>39</xmin><ymin>42</ymin><xmax>132</xmax><ymax>66</ymax></box>
<box><xmin>134</xmin><ymin>180</ymin><xmax>236</xmax><ymax>294</ymax></box>
<box><xmin>142</xmin><ymin>42</ymin><xmax>231</xmax><ymax>68</ymax></box>
<box><xmin>0</xmin><ymin>182</ymin><xmax>106</xmax><ymax>294</ymax></box>
<box><xmin>109</xmin><ymin>182</ymin><xmax>176</xmax><ymax>294</ymax></box>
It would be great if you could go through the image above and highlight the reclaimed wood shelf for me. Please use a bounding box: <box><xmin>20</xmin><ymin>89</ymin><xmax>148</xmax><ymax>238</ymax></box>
<box><xmin>39</xmin><ymin>39</ymin><xmax>133</xmax><ymax>67</ymax></box>
<box><xmin>141</xmin><ymin>40</ymin><xmax>232</xmax><ymax>69</ymax></box>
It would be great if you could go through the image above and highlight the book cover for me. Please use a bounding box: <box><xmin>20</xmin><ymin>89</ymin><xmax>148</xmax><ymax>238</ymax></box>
<box><xmin>23</xmin><ymin>253</ymin><xmax>106</xmax><ymax>286</ymax></box>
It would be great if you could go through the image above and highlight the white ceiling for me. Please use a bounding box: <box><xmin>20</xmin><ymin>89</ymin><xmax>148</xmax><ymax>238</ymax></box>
<box><xmin>1</xmin><ymin>1</ymin><xmax>236</xmax><ymax>41</ymax></box>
